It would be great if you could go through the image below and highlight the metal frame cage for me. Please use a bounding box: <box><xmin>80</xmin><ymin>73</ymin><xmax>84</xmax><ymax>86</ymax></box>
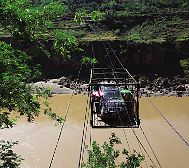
<box><xmin>89</xmin><ymin>67</ymin><xmax>140</xmax><ymax>128</ymax></box>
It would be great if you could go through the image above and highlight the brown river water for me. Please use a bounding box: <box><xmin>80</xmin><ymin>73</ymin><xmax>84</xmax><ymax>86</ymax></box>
<box><xmin>1</xmin><ymin>95</ymin><xmax>189</xmax><ymax>168</ymax></box>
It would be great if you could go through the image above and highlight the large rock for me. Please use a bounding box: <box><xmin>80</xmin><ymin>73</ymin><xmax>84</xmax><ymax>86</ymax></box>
<box><xmin>31</xmin><ymin>81</ymin><xmax>73</xmax><ymax>94</ymax></box>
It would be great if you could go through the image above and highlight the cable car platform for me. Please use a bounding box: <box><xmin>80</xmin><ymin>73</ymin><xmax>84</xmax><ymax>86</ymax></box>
<box><xmin>89</xmin><ymin>67</ymin><xmax>140</xmax><ymax>128</ymax></box>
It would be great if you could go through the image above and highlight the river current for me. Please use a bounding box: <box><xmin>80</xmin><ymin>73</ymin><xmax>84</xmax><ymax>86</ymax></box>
<box><xmin>1</xmin><ymin>95</ymin><xmax>189</xmax><ymax>168</ymax></box>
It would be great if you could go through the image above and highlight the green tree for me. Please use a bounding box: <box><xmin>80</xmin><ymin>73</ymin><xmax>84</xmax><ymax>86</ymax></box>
<box><xmin>0</xmin><ymin>1</ymin><xmax>74</xmax><ymax>166</ymax></box>
<box><xmin>0</xmin><ymin>0</ymin><xmax>100</xmax><ymax>131</ymax></box>
<box><xmin>0</xmin><ymin>40</ymin><xmax>65</xmax><ymax>128</ymax></box>
<box><xmin>0</xmin><ymin>0</ymin><xmax>81</xmax><ymax>58</ymax></box>
<box><xmin>0</xmin><ymin>0</ymin><xmax>101</xmax><ymax>166</ymax></box>
<box><xmin>0</xmin><ymin>40</ymin><xmax>67</xmax><ymax>167</ymax></box>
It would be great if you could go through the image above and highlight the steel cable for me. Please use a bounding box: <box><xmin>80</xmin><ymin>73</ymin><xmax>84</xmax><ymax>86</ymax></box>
<box><xmin>102</xmin><ymin>35</ymin><xmax>156</xmax><ymax>167</ymax></box>
<box><xmin>78</xmin><ymin>93</ymin><xmax>91</xmax><ymax>168</ymax></box>
<box><xmin>102</xmin><ymin>31</ymin><xmax>151</xmax><ymax>167</ymax></box>
<box><xmin>102</xmin><ymin>45</ymin><xmax>137</xmax><ymax>167</ymax></box>
<box><xmin>86</xmin><ymin>20</ymin><xmax>188</xmax><ymax>168</ymax></box>
<box><xmin>105</xmin><ymin>40</ymin><xmax>136</xmax><ymax>83</ymax></box>
<box><xmin>102</xmin><ymin>41</ymin><xmax>119</xmax><ymax>79</ymax></box>
<box><xmin>88</xmin><ymin>91</ymin><xmax>92</xmax><ymax>163</ymax></box>
<box><xmin>96</xmin><ymin>25</ymin><xmax>136</xmax><ymax>83</ymax></box>
<box><xmin>49</xmin><ymin>92</ymin><xmax>74</xmax><ymax>168</ymax></box>
<box><xmin>83</xmin><ymin>92</ymin><xmax>92</xmax><ymax>163</ymax></box>
<box><xmin>78</xmin><ymin>111</ymin><xmax>87</xmax><ymax>168</ymax></box>
<box><xmin>49</xmin><ymin>43</ymin><xmax>90</xmax><ymax>167</ymax></box>
<box><xmin>88</xmin><ymin>22</ymin><xmax>160</xmax><ymax>167</ymax></box>
<box><xmin>110</xmin><ymin>50</ymin><xmax>161</xmax><ymax>167</ymax></box>
<box><xmin>78</xmin><ymin>42</ymin><xmax>93</xmax><ymax>167</ymax></box>
<box><xmin>105</xmin><ymin>32</ymin><xmax>186</xmax><ymax>166</ymax></box>
<box><xmin>122</xmin><ymin>109</ymin><xmax>149</xmax><ymax>168</ymax></box>
<box><xmin>102</xmin><ymin>31</ymin><xmax>163</xmax><ymax>167</ymax></box>
<box><xmin>139</xmin><ymin>124</ymin><xmax>162</xmax><ymax>168</ymax></box>
<box><xmin>98</xmin><ymin>41</ymin><xmax>106</xmax><ymax>79</ymax></box>
<box><xmin>142</xmin><ymin>93</ymin><xmax>189</xmax><ymax>147</ymax></box>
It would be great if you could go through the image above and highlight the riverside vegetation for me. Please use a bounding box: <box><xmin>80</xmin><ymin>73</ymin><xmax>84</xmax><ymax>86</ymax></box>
<box><xmin>82</xmin><ymin>133</ymin><xmax>146</xmax><ymax>168</ymax></box>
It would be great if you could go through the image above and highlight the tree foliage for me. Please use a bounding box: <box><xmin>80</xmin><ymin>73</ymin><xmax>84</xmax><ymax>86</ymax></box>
<box><xmin>0</xmin><ymin>1</ymin><xmax>70</xmax><ymax>166</ymax></box>
<box><xmin>0</xmin><ymin>0</ymin><xmax>102</xmax><ymax>130</ymax></box>
<box><xmin>0</xmin><ymin>41</ymin><xmax>65</xmax><ymax>130</ymax></box>
<box><xmin>0</xmin><ymin>0</ymin><xmax>97</xmax><ymax>166</ymax></box>
<box><xmin>0</xmin><ymin>140</ymin><xmax>23</xmax><ymax>168</ymax></box>
<box><xmin>82</xmin><ymin>133</ymin><xmax>145</xmax><ymax>168</ymax></box>
<box><xmin>0</xmin><ymin>0</ymin><xmax>82</xmax><ymax>58</ymax></box>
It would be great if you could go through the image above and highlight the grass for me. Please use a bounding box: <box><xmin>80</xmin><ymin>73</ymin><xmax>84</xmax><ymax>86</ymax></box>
<box><xmin>1</xmin><ymin>9</ymin><xmax>189</xmax><ymax>44</ymax></box>
<box><xmin>80</xmin><ymin>32</ymin><xmax>116</xmax><ymax>41</ymax></box>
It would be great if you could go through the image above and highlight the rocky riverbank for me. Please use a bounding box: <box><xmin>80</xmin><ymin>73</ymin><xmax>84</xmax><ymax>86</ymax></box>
<box><xmin>139</xmin><ymin>76</ymin><xmax>189</xmax><ymax>97</ymax></box>
<box><xmin>32</xmin><ymin>76</ymin><xmax>89</xmax><ymax>95</ymax></box>
<box><xmin>32</xmin><ymin>76</ymin><xmax>189</xmax><ymax>97</ymax></box>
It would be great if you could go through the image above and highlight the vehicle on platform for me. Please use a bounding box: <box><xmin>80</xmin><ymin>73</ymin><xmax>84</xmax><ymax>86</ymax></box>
<box><xmin>99</xmin><ymin>84</ymin><xmax>127</xmax><ymax>118</ymax></box>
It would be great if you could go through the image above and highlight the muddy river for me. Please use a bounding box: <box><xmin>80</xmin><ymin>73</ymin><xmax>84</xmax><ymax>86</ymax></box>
<box><xmin>1</xmin><ymin>95</ymin><xmax>189</xmax><ymax>168</ymax></box>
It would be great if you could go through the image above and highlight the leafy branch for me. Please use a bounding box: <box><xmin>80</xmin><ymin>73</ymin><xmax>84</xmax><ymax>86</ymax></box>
<box><xmin>0</xmin><ymin>140</ymin><xmax>23</xmax><ymax>168</ymax></box>
<box><xmin>0</xmin><ymin>41</ymin><xmax>65</xmax><ymax>129</ymax></box>
<box><xmin>82</xmin><ymin>133</ymin><xmax>145</xmax><ymax>168</ymax></box>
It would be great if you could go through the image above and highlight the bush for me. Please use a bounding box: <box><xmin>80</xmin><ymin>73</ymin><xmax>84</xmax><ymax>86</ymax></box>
<box><xmin>0</xmin><ymin>140</ymin><xmax>23</xmax><ymax>168</ymax></box>
<box><xmin>82</xmin><ymin>133</ymin><xmax>145</xmax><ymax>168</ymax></box>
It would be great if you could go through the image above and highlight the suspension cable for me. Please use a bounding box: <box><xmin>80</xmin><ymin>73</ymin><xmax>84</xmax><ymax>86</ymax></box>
<box><xmin>78</xmin><ymin>92</ymin><xmax>90</xmax><ymax>168</ymax></box>
<box><xmin>122</xmin><ymin>128</ymin><xmax>134</xmax><ymax>165</ymax></box>
<box><xmin>143</xmin><ymin>93</ymin><xmax>189</xmax><ymax>147</ymax></box>
<box><xmin>105</xmin><ymin>40</ymin><xmax>136</xmax><ymax>83</ymax></box>
<box><xmin>110</xmin><ymin>35</ymin><xmax>187</xmax><ymax>164</ymax></box>
<box><xmin>139</xmin><ymin>124</ymin><xmax>162</xmax><ymax>168</ymax></box>
<box><xmin>102</xmin><ymin>35</ymin><xmax>158</xmax><ymax>167</ymax></box>
<box><xmin>49</xmin><ymin>42</ymin><xmax>89</xmax><ymax>167</ymax></box>
<box><xmin>132</xmin><ymin>128</ymin><xmax>155</xmax><ymax>167</ymax></box>
<box><xmin>88</xmin><ymin>92</ymin><xmax>92</xmax><ymax>163</ymax></box>
<box><xmin>87</xmin><ymin>21</ymin><xmax>189</xmax><ymax>168</ymax></box>
<box><xmin>103</xmin><ymin>31</ymin><xmax>188</xmax><ymax>168</ymax></box>
<box><xmin>98</xmin><ymin>25</ymin><xmax>137</xmax><ymax>83</ymax></box>
<box><xmin>123</xmin><ymin>109</ymin><xmax>150</xmax><ymax>168</ymax></box>
<box><xmin>78</xmin><ymin>108</ymin><xmax>87</xmax><ymax>168</ymax></box>
<box><xmin>87</xmin><ymin>21</ymin><xmax>164</xmax><ymax>167</ymax></box>
<box><xmin>49</xmin><ymin>92</ymin><xmax>74</xmax><ymax>168</ymax></box>
<box><xmin>78</xmin><ymin>42</ymin><xmax>94</xmax><ymax>167</ymax></box>
<box><xmin>49</xmin><ymin>60</ymin><xmax>84</xmax><ymax>167</ymax></box>
<box><xmin>102</xmin><ymin>41</ymin><xmax>119</xmax><ymax>79</ymax></box>
<box><xmin>83</xmin><ymin>92</ymin><xmax>92</xmax><ymax>164</ymax></box>
<box><xmin>102</xmin><ymin>45</ymin><xmax>138</xmax><ymax>167</ymax></box>
<box><xmin>106</xmin><ymin>41</ymin><xmax>161</xmax><ymax>167</ymax></box>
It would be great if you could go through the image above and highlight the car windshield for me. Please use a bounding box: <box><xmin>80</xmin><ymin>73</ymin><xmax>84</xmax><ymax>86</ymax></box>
<box><xmin>103</xmin><ymin>91</ymin><xmax>123</xmax><ymax>100</ymax></box>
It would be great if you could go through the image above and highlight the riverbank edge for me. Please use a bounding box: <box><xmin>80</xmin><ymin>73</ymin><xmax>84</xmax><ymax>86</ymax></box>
<box><xmin>31</xmin><ymin>77</ymin><xmax>189</xmax><ymax>97</ymax></box>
